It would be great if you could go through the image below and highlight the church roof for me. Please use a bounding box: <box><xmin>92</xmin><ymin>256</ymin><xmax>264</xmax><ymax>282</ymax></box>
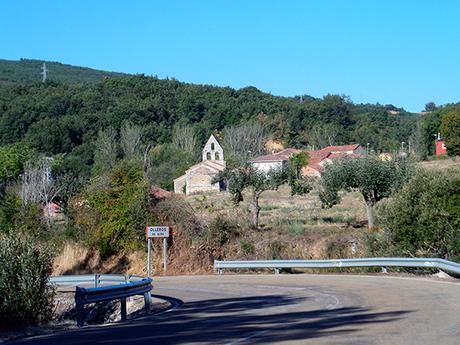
<box><xmin>186</xmin><ymin>160</ymin><xmax>226</xmax><ymax>173</ymax></box>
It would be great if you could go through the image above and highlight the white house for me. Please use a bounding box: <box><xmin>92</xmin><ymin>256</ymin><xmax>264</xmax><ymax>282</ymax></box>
<box><xmin>251</xmin><ymin>148</ymin><xmax>300</xmax><ymax>173</ymax></box>
<box><xmin>251</xmin><ymin>144</ymin><xmax>366</xmax><ymax>177</ymax></box>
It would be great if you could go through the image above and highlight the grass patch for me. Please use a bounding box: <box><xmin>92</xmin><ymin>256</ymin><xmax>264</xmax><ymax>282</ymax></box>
<box><xmin>286</xmin><ymin>221</ymin><xmax>305</xmax><ymax>235</ymax></box>
<box><xmin>260</xmin><ymin>204</ymin><xmax>280</xmax><ymax>212</ymax></box>
<box><xmin>240</xmin><ymin>239</ymin><xmax>255</xmax><ymax>255</ymax></box>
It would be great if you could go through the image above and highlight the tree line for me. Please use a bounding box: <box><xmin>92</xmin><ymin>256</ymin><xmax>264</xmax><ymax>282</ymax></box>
<box><xmin>0</xmin><ymin>75</ymin><xmax>420</xmax><ymax>179</ymax></box>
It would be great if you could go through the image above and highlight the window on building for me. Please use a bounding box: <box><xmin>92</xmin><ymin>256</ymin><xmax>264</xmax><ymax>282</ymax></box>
<box><xmin>215</xmin><ymin>152</ymin><xmax>220</xmax><ymax>160</ymax></box>
<box><xmin>206</xmin><ymin>152</ymin><xmax>211</xmax><ymax>160</ymax></box>
<box><xmin>211</xmin><ymin>143</ymin><xmax>215</xmax><ymax>150</ymax></box>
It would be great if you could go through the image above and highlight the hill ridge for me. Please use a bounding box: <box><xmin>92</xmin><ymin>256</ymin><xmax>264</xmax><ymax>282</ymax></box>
<box><xmin>0</xmin><ymin>58</ymin><xmax>126</xmax><ymax>84</ymax></box>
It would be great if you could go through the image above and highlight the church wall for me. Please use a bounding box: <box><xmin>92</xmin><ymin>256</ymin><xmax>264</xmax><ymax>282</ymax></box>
<box><xmin>174</xmin><ymin>176</ymin><xmax>186</xmax><ymax>194</ymax></box>
<box><xmin>186</xmin><ymin>171</ymin><xmax>221</xmax><ymax>195</ymax></box>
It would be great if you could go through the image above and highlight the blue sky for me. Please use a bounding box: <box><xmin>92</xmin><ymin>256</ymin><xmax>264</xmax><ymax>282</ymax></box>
<box><xmin>1</xmin><ymin>0</ymin><xmax>459</xmax><ymax>112</ymax></box>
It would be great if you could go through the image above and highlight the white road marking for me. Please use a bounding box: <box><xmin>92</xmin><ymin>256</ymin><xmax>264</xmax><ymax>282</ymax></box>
<box><xmin>226</xmin><ymin>330</ymin><xmax>269</xmax><ymax>345</ymax></box>
<box><xmin>326</xmin><ymin>295</ymin><xmax>341</xmax><ymax>310</ymax></box>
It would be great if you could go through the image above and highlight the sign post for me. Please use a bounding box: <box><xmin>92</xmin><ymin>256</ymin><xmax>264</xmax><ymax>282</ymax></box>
<box><xmin>163</xmin><ymin>238</ymin><xmax>167</xmax><ymax>272</ymax></box>
<box><xmin>146</xmin><ymin>226</ymin><xmax>170</xmax><ymax>276</ymax></box>
<box><xmin>147</xmin><ymin>238</ymin><xmax>152</xmax><ymax>277</ymax></box>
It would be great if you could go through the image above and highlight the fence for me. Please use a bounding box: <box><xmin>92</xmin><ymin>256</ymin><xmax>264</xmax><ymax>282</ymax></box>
<box><xmin>49</xmin><ymin>274</ymin><xmax>152</xmax><ymax>327</ymax></box>
<box><xmin>214</xmin><ymin>257</ymin><xmax>460</xmax><ymax>275</ymax></box>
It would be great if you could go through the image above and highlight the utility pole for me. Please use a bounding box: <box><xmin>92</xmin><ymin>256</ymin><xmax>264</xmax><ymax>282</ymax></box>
<box><xmin>41</xmin><ymin>62</ymin><xmax>48</xmax><ymax>83</ymax></box>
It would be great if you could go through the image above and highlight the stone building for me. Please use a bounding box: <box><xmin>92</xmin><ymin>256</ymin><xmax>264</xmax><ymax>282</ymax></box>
<box><xmin>174</xmin><ymin>134</ymin><xmax>226</xmax><ymax>195</ymax></box>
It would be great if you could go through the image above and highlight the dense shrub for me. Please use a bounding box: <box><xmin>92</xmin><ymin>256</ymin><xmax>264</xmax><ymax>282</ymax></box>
<box><xmin>441</xmin><ymin>106</ymin><xmax>460</xmax><ymax>156</ymax></box>
<box><xmin>153</xmin><ymin>196</ymin><xmax>204</xmax><ymax>238</ymax></box>
<box><xmin>0</xmin><ymin>234</ymin><xmax>55</xmax><ymax>329</ymax></box>
<box><xmin>0</xmin><ymin>192</ymin><xmax>21</xmax><ymax>233</ymax></box>
<box><xmin>72</xmin><ymin>160</ymin><xmax>155</xmax><ymax>258</ymax></box>
<box><xmin>207</xmin><ymin>216</ymin><xmax>239</xmax><ymax>248</ymax></box>
<box><xmin>374</xmin><ymin>168</ymin><xmax>460</xmax><ymax>260</ymax></box>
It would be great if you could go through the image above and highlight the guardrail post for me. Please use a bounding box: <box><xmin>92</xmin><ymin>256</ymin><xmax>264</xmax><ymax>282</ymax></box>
<box><xmin>94</xmin><ymin>274</ymin><xmax>100</xmax><ymax>288</ymax></box>
<box><xmin>75</xmin><ymin>287</ymin><xmax>86</xmax><ymax>327</ymax></box>
<box><xmin>144</xmin><ymin>292</ymin><xmax>152</xmax><ymax>313</ymax></box>
<box><xmin>120</xmin><ymin>298</ymin><xmax>127</xmax><ymax>321</ymax></box>
<box><xmin>274</xmin><ymin>268</ymin><xmax>280</xmax><ymax>275</ymax></box>
<box><xmin>77</xmin><ymin>304</ymin><xmax>85</xmax><ymax>327</ymax></box>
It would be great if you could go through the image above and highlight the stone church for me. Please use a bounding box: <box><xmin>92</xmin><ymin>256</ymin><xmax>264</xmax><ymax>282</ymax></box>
<box><xmin>174</xmin><ymin>134</ymin><xmax>226</xmax><ymax>195</ymax></box>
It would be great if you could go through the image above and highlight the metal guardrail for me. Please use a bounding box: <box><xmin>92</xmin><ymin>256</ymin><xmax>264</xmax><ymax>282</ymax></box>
<box><xmin>214</xmin><ymin>257</ymin><xmax>460</xmax><ymax>275</ymax></box>
<box><xmin>49</xmin><ymin>274</ymin><xmax>152</xmax><ymax>327</ymax></box>
<box><xmin>49</xmin><ymin>274</ymin><xmax>145</xmax><ymax>288</ymax></box>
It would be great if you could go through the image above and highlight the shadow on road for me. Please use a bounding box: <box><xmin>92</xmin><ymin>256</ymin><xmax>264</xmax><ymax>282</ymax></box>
<box><xmin>15</xmin><ymin>294</ymin><xmax>412</xmax><ymax>344</ymax></box>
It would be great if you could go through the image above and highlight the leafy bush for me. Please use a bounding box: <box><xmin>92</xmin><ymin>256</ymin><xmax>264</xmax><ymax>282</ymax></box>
<box><xmin>0</xmin><ymin>192</ymin><xmax>21</xmax><ymax>233</ymax></box>
<box><xmin>0</xmin><ymin>234</ymin><xmax>55</xmax><ymax>329</ymax></box>
<box><xmin>441</xmin><ymin>106</ymin><xmax>460</xmax><ymax>156</ymax></box>
<box><xmin>153</xmin><ymin>196</ymin><xmax>204</xmax><ymax>238</ymax></box>
<box><xmin>72</xmin><ymin>160</ymin><xmax>155</xmax><ymax>258</ymax></box>
<box><xmin>374</xmin><ymin>168</ymin><xmax>460</xmax><ymax>260</ymax></box>
<box><xmin>240</xmin><ymin>239</ymin><xmax>255</xmax><ymax>255</ymax></box>
<box><xmin>207</xmin><ymin>216</ymin><xmax>239</xmax><ymax>248</ymax></box>
<box><xmin>268</xmin><ymin>241</ymin><xmax>285</xmax><ymax>259</ymax></box>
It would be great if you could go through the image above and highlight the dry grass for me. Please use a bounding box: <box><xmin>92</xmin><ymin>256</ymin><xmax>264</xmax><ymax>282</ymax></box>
<box><xmin>53</xmin><ymin>243</ymin><xmax>149</xmax><ymax>276</ymax></box>
<box><xmin>419</xmin><ymin>157</ymin><xmax>460</xmax><ymax>170</ymax></box>
<box><xmin>184</xmin><ymin>183</ymin><xmax>371</xmax><ymax>265</ymax></box>
<box><xmin>55</xmin><ymin>183</ymin><xmax>372</xmax><ymax>275</ymax></box>
<box><xmin>187</xmin><ymin>184</ymin><xmax>367</xmax><ymax>231</ymax></box>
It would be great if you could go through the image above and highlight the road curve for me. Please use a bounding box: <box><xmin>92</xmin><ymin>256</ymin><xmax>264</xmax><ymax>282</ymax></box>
<box><xmin>13</xmin><ymin>274</ymin><xmax>460</xmax><ymax>344</ymax></box>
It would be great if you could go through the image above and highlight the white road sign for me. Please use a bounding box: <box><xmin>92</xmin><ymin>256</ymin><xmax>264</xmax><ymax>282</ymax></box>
<box><xmin>146</xmin><ymin>226</ymin><xmax>169</xmax><ymax>238</ymax></box>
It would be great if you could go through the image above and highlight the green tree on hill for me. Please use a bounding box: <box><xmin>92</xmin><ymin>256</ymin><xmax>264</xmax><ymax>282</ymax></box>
<box><xmin>441</xmin><ymin>107</ymin><xmax>460</xmax><ymax>156</ymax></box>
<box><xmin>214</xmin><ymin>152</ymin><xmax>311</xmax><ymax>228</ymax></box>
<box><xmin>319</xmin><ymin>157</ymin><xmax>414</xmax><ymax>229</ymax></box>
<box><xmin>375</xmin><ymin>168</ymin><xmax>460</xmax><ymax>260</ymax></box>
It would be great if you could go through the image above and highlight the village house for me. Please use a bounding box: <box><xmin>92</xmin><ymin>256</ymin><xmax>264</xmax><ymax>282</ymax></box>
<box><xmin>251</xmin><ymin>148</ymin><xmax>300</xmax><ymax>172</ymax></box>
<box><xmin>174</xmin><ymin>135</ymin><xmax>226</xmax><ymax>195</ymax></box>
<box><xmin>252</xmin><ymin>144</ymin><xmax>366</xmax><ymax>177</ymax></box>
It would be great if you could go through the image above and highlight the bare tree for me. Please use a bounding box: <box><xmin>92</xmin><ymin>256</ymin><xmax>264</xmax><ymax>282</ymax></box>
<box><xmin>120</xmin><ymin>122</ymin><xmax>144</xmax><ymax>159</ymax></box>
<box><xmin>93</xmin><ymin>127</ymin><xmax>118</xmax><ymax>174</ymax></box>
<box><xmin>309</xmin><ymin>124</ymin><xmax>340</xmax><ymax>149</ymax></box>
<box><xmin>142</xmin><ymin>143</ymin><xmax>153</xmax><ymax>174</ymax></box>
<box><xmin>20</xmin><ymin>158</ymin><xmax>61</xmax><ymax>224</ymax></box>
<box><xmin>408</xmin><ymin>119</ymin><xmax>423</xmax><ymax>159</ymax></box>
<box><xmin>172</xmin><ymin>124</ymin><xmax>198</xmax><ymax>156</ymax></box>
<box><xmin>223</xmin><ymin>123</ymin><xmax>269</xmax><ymax>161</ymax></box>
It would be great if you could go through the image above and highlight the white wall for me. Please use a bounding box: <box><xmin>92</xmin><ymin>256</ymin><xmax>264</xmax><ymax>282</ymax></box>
<box><xmin>202</xmin><ymin>135</ymin><xmax>224</xmax><ymax>162</ymax></box>
<box><xmin>252</xmin><ymin>161</ymin><xmax>284</xmax><ymax>173</ymax></box>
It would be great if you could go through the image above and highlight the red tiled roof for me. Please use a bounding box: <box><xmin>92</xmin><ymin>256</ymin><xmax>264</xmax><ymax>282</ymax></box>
<box><xmin>306</xmin><ymin>150</ymin><xmax>331</xmax><ymax>160</ymax></box>
<box><xmin>307</xmin><ymin>157</ymin><xmax>327</xmax><ymax>165</ymax></box>
<box><xmin>321</xmin><ymin>144</ymin><xmax>360</xmax><ymax>153</ymax></box>
<box><xmin>150</xmin><ymin>186</ymin><xmax>172</xmax><ymax>199</ymax></box>
<box><xmin>252</xmin><ymin>148</ymin><xmax>300</xmax><ymax>162</ymax></box>
<box><xmin>309</xmin><ymin>163</ymin><xmax>324</xmax><ymax>172</ymax></box>
<box><xmin>328</xmin><ymin>153</ymin><xmax>365</xmax><ymax>159</ymax></box>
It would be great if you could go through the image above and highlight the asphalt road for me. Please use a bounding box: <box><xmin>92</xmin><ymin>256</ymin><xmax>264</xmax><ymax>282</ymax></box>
<box><xmin>13</xmin><ymin>274</ymin><xmax>460</xmax><ymax>344</ymax></box>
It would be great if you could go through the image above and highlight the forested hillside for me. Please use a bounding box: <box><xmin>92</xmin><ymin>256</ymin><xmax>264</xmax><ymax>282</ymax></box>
<box><xmin>0</xmin><ymin>73</ymin><xmax>418</xmax><ymax>181</ymax></box>
<box><xmin>0</xmin><ymin>58</ymin><xmax>125</xmax><ymax>84</ymax></box>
